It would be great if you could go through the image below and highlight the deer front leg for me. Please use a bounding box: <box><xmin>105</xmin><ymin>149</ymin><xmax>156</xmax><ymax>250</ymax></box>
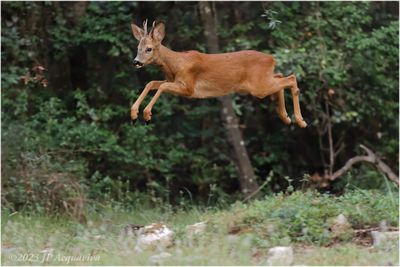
<box><xmin>131</xmin><ymin>80</ymin><xmax>166</xmax><ymax>120</ymax></box>
<box><xmin>143</xmin><ymin>82</ymin><xmax>193</xmax><ymax>121</ymax></box>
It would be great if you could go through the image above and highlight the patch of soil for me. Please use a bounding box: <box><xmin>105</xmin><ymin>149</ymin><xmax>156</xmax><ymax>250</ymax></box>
<box><xmin>251</xmin><ymin>248</ymin><xmax>266</xmax><ymax>265</ymax></box>
<box><xmin>228</xmin><ymin>225</ymin><xmax>252</xmax><ymax>235</ymax></box>
<box><xmin>353</xmin><ymin>230</ymin><xmax>373</xmax><ymax>247</ymax></box>
<box><xmin>353</xmin><ymin>227</ymin><xmax>399</xmax><ymax>247</ymax></box>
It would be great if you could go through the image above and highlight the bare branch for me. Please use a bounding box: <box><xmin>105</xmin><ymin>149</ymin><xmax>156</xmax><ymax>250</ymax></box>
<box><xmin>325</xmin><ymin>99</ymin><xmax>334</xmax><ymax>177</ymax></box>
<box><xmin>330</xmin><ymin>144</ymin><xmax>399</xmax><ymax>187</ymax></box>
<box><xmin>359</xmin><ymin>144</ymin><xmax>375</xmax><ymax>157</ymax></box>
<box><xmin>360</xmin><ymin>145</ymin><xmax>399</xmax><ymax>186</ymax></box>
<box><xmin>334</xmin><ymin>142</ymin><xmax>345</xmax><ymax>157</ymax></box>
<box><xmin>334</xmin><ymin>133</ymin><xmax>346</xmax><ymax>150</ymax></box>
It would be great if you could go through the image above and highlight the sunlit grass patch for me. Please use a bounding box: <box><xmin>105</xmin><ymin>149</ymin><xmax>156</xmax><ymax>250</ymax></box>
<box><xmin>2</xmin><ymin>189</ymin><xmax>399</xmax><ymax>265</ymax></box>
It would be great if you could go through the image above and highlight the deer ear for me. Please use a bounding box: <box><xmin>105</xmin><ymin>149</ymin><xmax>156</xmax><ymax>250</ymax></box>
<box><xmin>131</xmin><ymin>23</ymin><xmax>144</xmax><ymax>41</ymax></box>
<box><xmin>152</xmin><ymin>22</ymin><xmax>165</xmax><ymax>43</ymax></box>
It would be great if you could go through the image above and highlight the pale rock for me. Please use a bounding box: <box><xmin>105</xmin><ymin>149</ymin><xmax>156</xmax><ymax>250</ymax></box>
<box><xmin>134</xmin><ymin>223</ymin><xmax>173</xmax><ymax>252</ymax></box>
<box><xmin>379</xmin><ymin>220</ymin><xmax>388</xmax><ymax>231</ymax></box>
<box><xmin>266</xmin><ymin>246</ymin><xmax>294</xmax><ymax>266</ymax></box>
<box><xmin>121</xmin><ymin>223</ymin><xmax>144</xmax><ymax>236</ymax></box>
<box><xmin>94</xmin><ymin>235</ymin><xmax>105</xmax><ymax>240</ymax></box>
<box><xmin>149</xmin><ymin>252</ymin><xmax>172</xmax><ymax>263</ymax></box>
<box><xmin>335</xmin><ymin>214</ymin><xmax>348</xmax><ymax>225</ymax></box>
<box><xmin>39</xmin><ymin>248</ymin><xmax>54</xmax><ymax>254</ymax></box>
<box><xmin>330</xmin><ymin>213</ymin><xmax>353</xmax><ymax>239</ymax></box>
<box><xmin>186</xmin><ymin>221</ymin><xmax>207</xmax><ymax>238</ymax></box>
<box><xmin>371</xmin><ymin>231</ymin><xmax>399</xmax><ymax>249</ymax></box>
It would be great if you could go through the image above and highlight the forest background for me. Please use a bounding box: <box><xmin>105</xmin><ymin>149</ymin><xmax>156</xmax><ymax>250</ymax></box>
<box><xmin>1</xmin><ymin>1</ymin><xmax>398</xmax><ymax>215</ymax></box>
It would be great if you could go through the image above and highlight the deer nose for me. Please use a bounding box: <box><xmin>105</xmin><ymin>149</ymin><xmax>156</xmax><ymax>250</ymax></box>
<box><xmin>132</xmin><ymin>59</ymin><xmax>143</xmax><ymax>67</ymax></box>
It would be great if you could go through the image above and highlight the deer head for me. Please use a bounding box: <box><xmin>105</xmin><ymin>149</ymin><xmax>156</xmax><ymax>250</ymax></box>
<box><xmin>131</xmin><ymin>20</ymin><xmax>165</xmax><ymax>68</ymax></box>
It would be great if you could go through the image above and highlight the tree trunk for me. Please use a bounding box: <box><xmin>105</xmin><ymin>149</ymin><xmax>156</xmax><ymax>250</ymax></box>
<box><xmin>198</xmin><ymin>2</ymin><xmax>260</xmax><ymax>197</ymax></box>
<box><xmin>68</xmin><ymin>2</ymin><xmax>89</xmax><ymax>91</ymax></box>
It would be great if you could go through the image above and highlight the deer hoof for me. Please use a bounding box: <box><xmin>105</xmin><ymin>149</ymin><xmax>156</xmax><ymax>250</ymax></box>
<box><xmin>131</xmin><ymin>118</ymin><xmax>138</xmax><ymax>126</ymax></box>
<box><xmin>297</xmin><ymin>118</ymin><xmax>308</xmax><ymax>128</ymax></box>
<box><xmin>131</xmin><ymin>108</ymin><xmax>139</xmax><ymax>121</ymax></box>
<box><xmin>143</xmin><ymin>109</ymin><xmax>152</xmax><ymax>121</ymax></box>
<box><xmin>281</xmin><ymin>115</ymin><xmax>292</xmax><ymax>125</ymax></box>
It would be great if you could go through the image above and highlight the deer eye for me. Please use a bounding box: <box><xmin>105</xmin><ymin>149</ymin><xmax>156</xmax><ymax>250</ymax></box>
<box><xmin>146</xmin><ymin>47</ymin><xmax>152</xmax><ymax>53</ymax></box>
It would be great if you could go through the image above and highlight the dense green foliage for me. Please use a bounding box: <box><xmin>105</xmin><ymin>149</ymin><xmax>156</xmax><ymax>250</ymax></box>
<box><xmin>213</xmin><ymin>190</ymin><xmax>398</xmax><ymax>246</ymax></box>
<box><xmin>1</xmin><ymin>2</ymin><xmax>398</xmax><ymax>213</ymax></box>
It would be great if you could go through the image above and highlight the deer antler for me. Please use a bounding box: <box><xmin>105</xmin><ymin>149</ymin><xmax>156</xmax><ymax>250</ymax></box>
<box><xmin>149</xmin><ymin>21</ymin><xmax>156</xmax><ymax>36</ymax></box>
<box><xmin>143</xmin><ymin>19</ymin><xmax>148</xmax><ymax>36</ymax></box>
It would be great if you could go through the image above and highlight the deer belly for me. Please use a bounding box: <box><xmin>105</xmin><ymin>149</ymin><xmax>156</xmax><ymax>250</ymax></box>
<box><xmin>191</xmin><ymin>80</ymin><xmax>237</xmax><ymax>98</ymax></box>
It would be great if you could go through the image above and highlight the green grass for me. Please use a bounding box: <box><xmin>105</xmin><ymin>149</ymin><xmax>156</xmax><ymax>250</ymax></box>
<box><xmin>2</xmin><ymin>189</ymin><xmax>399</xmax><ymax>265</ymax></box>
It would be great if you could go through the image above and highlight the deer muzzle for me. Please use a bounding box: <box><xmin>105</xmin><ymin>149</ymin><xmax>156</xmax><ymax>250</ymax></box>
<box><xmin>133</xmin><ymin>59</ymin><xmax>144</xmax><ymax>68</ymax></box>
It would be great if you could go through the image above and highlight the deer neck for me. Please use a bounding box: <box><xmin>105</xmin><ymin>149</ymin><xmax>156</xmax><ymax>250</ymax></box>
<box><xmin>154</xmin><ymin>45</ymin><xmax>180</xmax><ymax>80</ymax></box>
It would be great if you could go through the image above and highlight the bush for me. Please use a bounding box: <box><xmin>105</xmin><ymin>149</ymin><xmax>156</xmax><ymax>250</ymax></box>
<box><xmin>210</xmin><ymin>190</ymin><xmax>399</xmax><ymax>246</ymax></box>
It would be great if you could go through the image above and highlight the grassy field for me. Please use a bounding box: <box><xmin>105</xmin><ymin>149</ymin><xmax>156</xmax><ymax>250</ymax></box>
<box><xmin>2</xmin><ymin>190</ymin><xmax>399</xmax><ymax>265</ymax></box>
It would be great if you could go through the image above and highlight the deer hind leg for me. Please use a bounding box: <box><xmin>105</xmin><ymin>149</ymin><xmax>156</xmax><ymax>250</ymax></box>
<box><xmin>276</xmin><ymin>89</ymin><xmax>291</xmax><ymax>125</ymax></box>
<box><xmin>143</xmin><ymin>82</ymin><xmax>192</xmax><ymax>121</ymax></box>
<box><xmin>260</xmin><ymin>74</ymin><xmax>307</xmax><ymax>128</ymax></box>
<box><xmin>274</xmin><ymin>74</ymin><xmax>307</xmax><ymax>128</ymax></box>
<box><xmin>271</xmin><ymin>73</ymin><xmax>291</xmax><ymax>125</ymax></box>
<box><xmin>269</xmin><ymin>73</ymin><xmax>283</xmax><ymax>101</ymax></box>
<box><xmin>286</xmin><ymin>75</ymin><xmax>307</xmax><ymax>128</ymax></box>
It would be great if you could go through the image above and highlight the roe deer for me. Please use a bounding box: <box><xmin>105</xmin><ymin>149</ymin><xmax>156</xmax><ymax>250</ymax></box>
<box><xmin>130</xmin><ymin>20</ymin><xmax>307</xmax><ymax>128</ymax></box>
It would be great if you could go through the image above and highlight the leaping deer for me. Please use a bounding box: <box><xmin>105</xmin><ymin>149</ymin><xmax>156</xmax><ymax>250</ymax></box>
<box><xmin>130</xmin><ymin>20</ymin><xmax>307</xmax><ymax>128</ymax></box>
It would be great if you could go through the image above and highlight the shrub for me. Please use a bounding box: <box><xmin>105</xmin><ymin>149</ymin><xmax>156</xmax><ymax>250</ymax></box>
<box><xmin>211</xmin><ymin>190</ymin><xmax>399</xmax><ymax>246</ymax></box>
